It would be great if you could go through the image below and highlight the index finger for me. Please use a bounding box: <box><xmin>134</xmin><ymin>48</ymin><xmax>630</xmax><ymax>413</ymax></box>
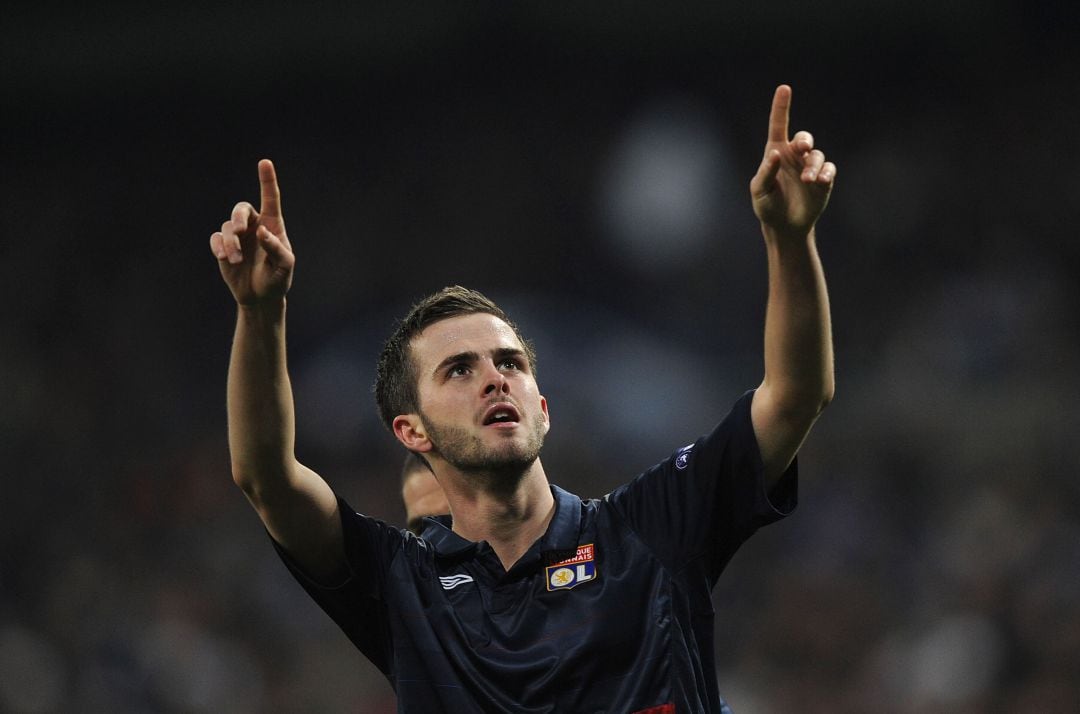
<box><xmin>767</xmin><ymin>84</ymin><xmax>792</xmax><ymax>144</ymax></box>
<box><xmin>258</xmin><ymin>158</ymin><xmax>282</xmax><ymax>219</ymax></box>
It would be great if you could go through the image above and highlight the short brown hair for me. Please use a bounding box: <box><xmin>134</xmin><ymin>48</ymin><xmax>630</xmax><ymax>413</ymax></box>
<box><xmin>374</xmin><ymin>286</ymin><xmax>537</xmax><ymax>430</ymax></box>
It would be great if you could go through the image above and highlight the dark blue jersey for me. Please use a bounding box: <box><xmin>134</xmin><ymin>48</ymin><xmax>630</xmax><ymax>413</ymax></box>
<box><xmin>275</xmin><ymin>391</ymin><xmax>797</xmax><ymax>713</ymax></box>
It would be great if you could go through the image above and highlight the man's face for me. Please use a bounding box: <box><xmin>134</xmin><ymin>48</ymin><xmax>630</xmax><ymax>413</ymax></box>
<box><xmin>407</xmin><ymin>313</ymin><xmax>549</xmax><ymax>474</ymax></box>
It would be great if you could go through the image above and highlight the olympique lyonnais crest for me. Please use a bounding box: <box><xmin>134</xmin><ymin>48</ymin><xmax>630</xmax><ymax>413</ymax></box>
<box><xmin>545</xmin><ymin>543</ymin><xmax>598</xmax><ymax>591</ymax></box>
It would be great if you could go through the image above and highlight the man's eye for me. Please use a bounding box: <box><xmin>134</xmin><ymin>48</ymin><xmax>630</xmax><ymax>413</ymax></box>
<box><xmin>448</xmin><ymin>365</ymin><xmax>470</xmax><ymax>377</ymax></box>
<box><xmin>499</xmin><ymin>359</ymin><xmax>521</xmax><ymax>371</ymax></box>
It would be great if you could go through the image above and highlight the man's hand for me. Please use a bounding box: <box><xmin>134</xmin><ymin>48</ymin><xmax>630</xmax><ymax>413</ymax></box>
<box><xmin>750</xmin><ymin>85</ymin><xmax>836</xmax><ymax>236</ymax></box>
<box><xmin>210</xmin><ymin>159</ymin><xmax>295</xmax><ymax>306</ymax></box>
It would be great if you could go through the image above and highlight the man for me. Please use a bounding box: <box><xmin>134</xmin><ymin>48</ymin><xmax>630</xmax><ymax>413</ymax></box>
<box><xmin>209</xmin><ymin>85</ymin><xmax>835</xmax><ymax>712</ymax></box>
<box><xmin>401</xmin><ymin>452</ymin><xmax>450</xmax><ymax>535</ymax></box>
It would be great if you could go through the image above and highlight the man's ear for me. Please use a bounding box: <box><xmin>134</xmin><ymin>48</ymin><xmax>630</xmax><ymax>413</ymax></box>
<box><xmin>540</xmin><ymin>396</ymin><xmax>550</xmax><ymax>433</ymax></box>
<box><xmin>393</xmin><ymin>414</ymin><xmax>432</xmax><ymax>453</ymax></box>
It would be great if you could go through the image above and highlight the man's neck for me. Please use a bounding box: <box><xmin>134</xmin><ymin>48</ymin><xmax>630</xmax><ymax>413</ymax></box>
<box><xmin>438</xmin><ymin>460</ymin><xmax>556</xmax><ymax>572</ymax></box>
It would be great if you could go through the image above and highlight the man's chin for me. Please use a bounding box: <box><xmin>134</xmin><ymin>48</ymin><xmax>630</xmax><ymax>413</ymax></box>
<box><xmin>423</xmin><ymin>414</ymin><xmax>545</xmax><ymax>477</ymax></box>
<box><xmin>449</xmin><ymin>442</ymin><xmax>542</xmax><ymax>477</ymax></box>
<box><xmin>463</xmin><ymin>452</ymin><xmax>538</xmax><ymax>475</ymax></box>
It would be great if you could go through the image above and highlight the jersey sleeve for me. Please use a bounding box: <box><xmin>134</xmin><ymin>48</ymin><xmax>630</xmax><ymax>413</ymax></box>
<box><xmin>270</xmin><ymin>495</ymin><xmax>406</xmax><ymax>675</ymax></box>
<box><xmin>604</xmin><ymin>389</ymin><xmax>797</xmax><ymax>583</ymax></box>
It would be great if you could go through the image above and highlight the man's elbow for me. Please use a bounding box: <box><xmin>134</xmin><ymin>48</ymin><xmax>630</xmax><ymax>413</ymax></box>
<box><xmin>769</xmin><ymin>381</ymin><xmax>834</xmax><ymax>428</ymax></box>
<box><xmin>231</xmin><ymin>465</ymin><xmax>265</xmax><ymax>506</ymax></box>
<box><xmin>818</xmin><ymin>379</ymin><xmax>835</xmax><ymax>414</ymax></box>
<box><xmin>231</xmin><ymin>465</ymin><xmax>255</xmax><ymax>494</ymax></box>
<box><xmin>229</xmin><ymin>456</ymin><xmax>293</xmax><ymax>503</ymax></box>
<box><xmin>797</xmin><ymin>390</ymin><xmax>832</xmax><ymax>425</ymax></box>
<box><xmin>807</xmin><ymin>366</ymin><xmax>836</xmax><ymax>415</ymax></box>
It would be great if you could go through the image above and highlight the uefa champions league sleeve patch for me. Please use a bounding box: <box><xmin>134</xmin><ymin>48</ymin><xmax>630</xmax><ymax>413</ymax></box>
<box><xmin>545</xmin><ymin>543</ymin><xmax>598</xmax><ymax>591</ymax></box>
<box><xmin>675</xmin><ymin>442</ymin><xmax>695</xmax><ymax>470</ymax></box>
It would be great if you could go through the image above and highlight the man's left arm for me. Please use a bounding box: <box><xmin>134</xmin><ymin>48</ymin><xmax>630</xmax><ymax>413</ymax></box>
<box><xmin>748</xmin><ymin>85</ymin><xmax>837</xmax><ymax>489</ymax></box>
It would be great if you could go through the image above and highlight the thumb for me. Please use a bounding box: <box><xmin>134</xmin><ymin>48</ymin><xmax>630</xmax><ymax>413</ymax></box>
<box><xmin>257</xmin><ymin>226</ymin><xmax>295</xmax><ymax>269</ymax></box>
<box><xmin>750</xmin><ymin>150</ymin><xmax>782</xmax><ymax>199</ymax></box>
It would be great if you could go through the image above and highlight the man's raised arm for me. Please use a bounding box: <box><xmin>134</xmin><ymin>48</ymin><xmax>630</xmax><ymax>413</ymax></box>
<box><xmin>747</xmin><ymin>86</ymin><xmax>837</xmax><ymax>487</ymax></box>
<box><xmin>210</xmin><ymin>160</ymin><xmax>344</xmax><ymax>581</ymax></box>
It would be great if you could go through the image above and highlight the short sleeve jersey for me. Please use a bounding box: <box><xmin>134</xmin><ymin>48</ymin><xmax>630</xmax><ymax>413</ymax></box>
<box><xmin>275</xmin><ymin>390</ymin><xmax>797</xmax><ymax>713</ymax></box>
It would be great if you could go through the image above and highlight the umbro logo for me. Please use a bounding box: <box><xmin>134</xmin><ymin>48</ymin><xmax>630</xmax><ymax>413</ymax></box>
<box><xmin>439</xmin><ymin>573</ymin><xmax>475</xmax><ymax>591</ymax></box>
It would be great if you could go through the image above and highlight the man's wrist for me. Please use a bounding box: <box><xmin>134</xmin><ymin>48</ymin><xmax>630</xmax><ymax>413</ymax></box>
<box><xmin>238</xmin><ymin>298</ymin><xmax>287</xmax><ymax>325</ymax></box>
<box><xmin>761</xmin><ymin>223</ymin><xmax>816</xmax><ymax>247</ymax></box>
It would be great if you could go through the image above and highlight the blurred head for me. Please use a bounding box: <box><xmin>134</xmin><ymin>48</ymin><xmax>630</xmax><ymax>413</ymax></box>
<box><xmin>374</xmin><ymin>286</ymin><xmax>537</xmax><ymax>430</ymax></box>
<box><xmin>400</xmin><ymin>452</ymin><xmax>449</xmax><ymax>534</ymax></box>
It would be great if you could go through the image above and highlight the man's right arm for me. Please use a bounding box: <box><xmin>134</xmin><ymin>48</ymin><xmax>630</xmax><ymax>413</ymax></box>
<box><xmin>211</xmin><ymin>160</ymin><xmax>345</xmax><ymax>583</ymax></box>
<box><xmin>228</xmin><ymin>300</ymin><xmax>344</xmax><ymax>581</ymax></box>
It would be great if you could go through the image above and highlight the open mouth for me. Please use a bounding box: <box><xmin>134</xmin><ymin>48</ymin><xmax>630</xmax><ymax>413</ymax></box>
<box><xmin>482</xmin><ymin>403</ymin><xmax>521</xmax><ymax>426</ymax></box>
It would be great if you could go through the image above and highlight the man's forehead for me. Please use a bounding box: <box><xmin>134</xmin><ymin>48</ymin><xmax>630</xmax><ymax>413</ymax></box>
<box><xmin>411</xmin><ymin>313</ymin><xmax>522</xmax><ymax>365</ymax></box>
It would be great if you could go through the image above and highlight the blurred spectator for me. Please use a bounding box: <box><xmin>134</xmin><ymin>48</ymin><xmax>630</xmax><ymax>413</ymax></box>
<box><xmin>401</xmin><ymin>452</ymin><xmax>450</xmax><ymax>535</ymax></box>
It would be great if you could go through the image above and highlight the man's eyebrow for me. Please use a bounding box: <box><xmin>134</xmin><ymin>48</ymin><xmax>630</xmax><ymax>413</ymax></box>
<box><xmin>433</xmin><ymin>351</ymin><xmax>480</xmax><ymax>376</ymax></box>
<box><xmin>432</xmin><ymin>347</ymin><xmax>527</xmax><ymax>376</ymax></box>
<box><xmin>493</xmin><ymin>347</ymin><xmax>527</xmax><ymax>365</ymax></box>
<box><xmin>493</xmin><ymin>347</ymin><xmax>525</xmax><ymax>358</ymax></box>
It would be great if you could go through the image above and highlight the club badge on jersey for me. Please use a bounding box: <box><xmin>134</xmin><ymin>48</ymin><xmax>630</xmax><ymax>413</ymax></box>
<box><xmin>545</xmin><ymin>543</ymin><xmax>598</xmax><ymax>591</ymax></box>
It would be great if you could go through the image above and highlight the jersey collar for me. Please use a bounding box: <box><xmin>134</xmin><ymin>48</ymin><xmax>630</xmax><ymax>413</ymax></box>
<box><xmin>539</xmin><ymin>485</ymin><xmax>584</xmax><ymax>554</ymax></box>
<box><xmin>420</xmin><ymin>484</ymin><xmax>583</xmax><ymax>559</ymax></box>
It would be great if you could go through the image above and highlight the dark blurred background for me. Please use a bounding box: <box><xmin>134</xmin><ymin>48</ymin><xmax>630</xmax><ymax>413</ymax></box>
<box><xmin>3</xmin><ymin>3</ymin><xmax>1078</xmax><ymax>712</ymax></box>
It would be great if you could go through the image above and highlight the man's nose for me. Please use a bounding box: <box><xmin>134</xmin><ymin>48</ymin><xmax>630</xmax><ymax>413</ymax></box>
<box><xmin>482</xmin><ymin>363</ymin><xmax>510</xmax><ymax>395</ymax></box>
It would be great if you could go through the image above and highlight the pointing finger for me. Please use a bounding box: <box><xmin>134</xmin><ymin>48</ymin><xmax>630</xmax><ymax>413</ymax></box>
<box><xmin>258</xmin><ymin>159</ymin><xmax>282</xmax><ymax>220</ymax></box>
<box><xmin>767</xmin><ymin>85</ymin><xmax>791</xmax><ymax>145</ymax></box>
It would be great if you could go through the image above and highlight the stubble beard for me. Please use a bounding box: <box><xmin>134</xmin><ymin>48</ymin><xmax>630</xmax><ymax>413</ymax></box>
<box><xmin>419</xmin><ymin>409</ymin><xmax>547</xmax><ymax>489</ymax></box>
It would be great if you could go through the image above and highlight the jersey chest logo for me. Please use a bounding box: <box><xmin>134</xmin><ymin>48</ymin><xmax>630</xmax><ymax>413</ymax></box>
<box><xmin>545</xmin><ymin>543</ymin><xmax>598</xmax><ymax>591</ymax></box>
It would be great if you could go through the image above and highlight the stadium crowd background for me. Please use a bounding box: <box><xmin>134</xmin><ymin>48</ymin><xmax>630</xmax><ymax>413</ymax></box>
<box><xmin>2</xmin><ymin>4</ymin><xmax>1077</xmax><ymax>712</ymax></box>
